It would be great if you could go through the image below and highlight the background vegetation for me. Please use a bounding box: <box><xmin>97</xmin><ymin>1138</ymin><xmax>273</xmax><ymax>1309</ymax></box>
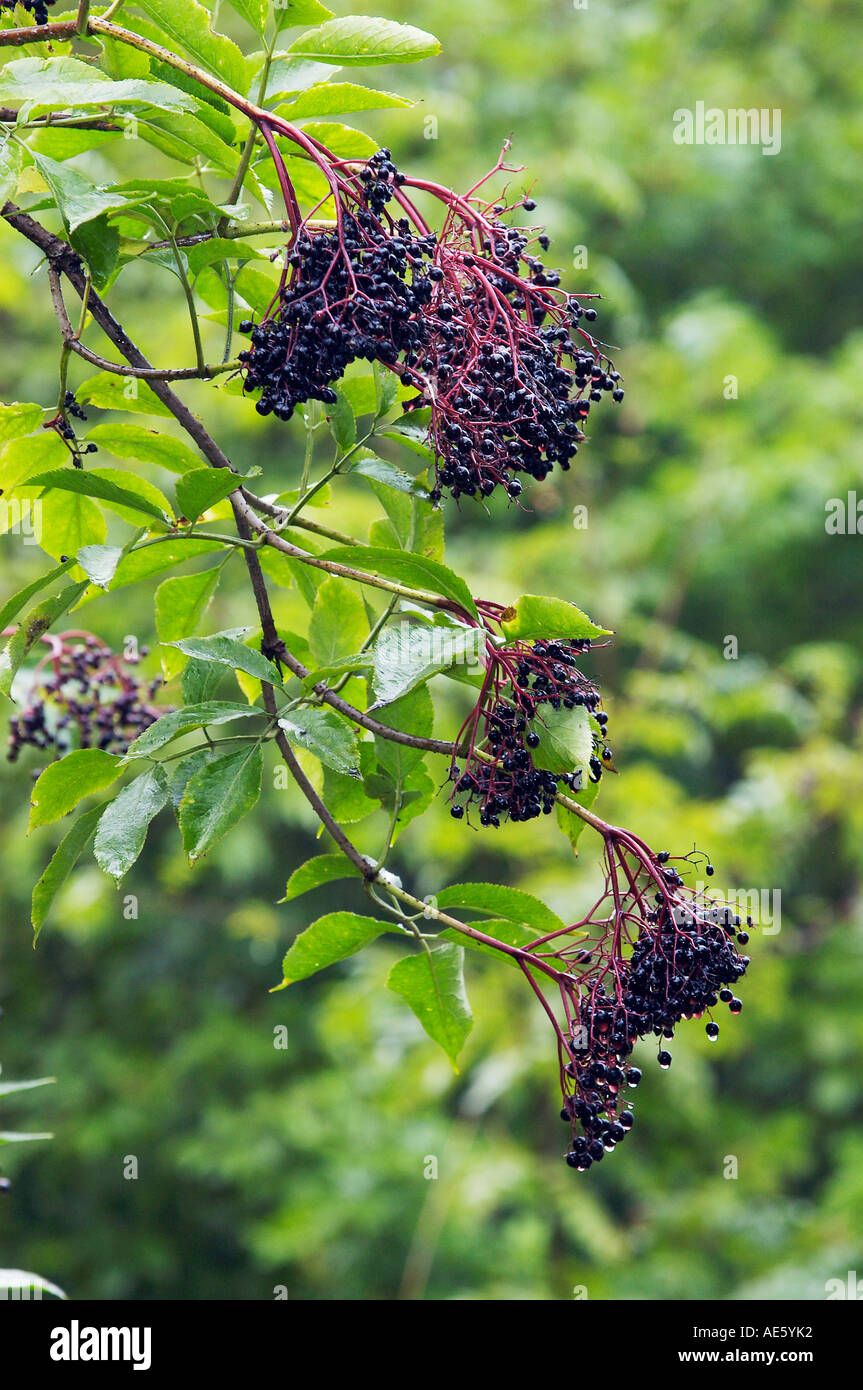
<box><xmin>1</xmin><ymin>0</ymin><xmax>862</xmax><ymax>1300</ymax></box>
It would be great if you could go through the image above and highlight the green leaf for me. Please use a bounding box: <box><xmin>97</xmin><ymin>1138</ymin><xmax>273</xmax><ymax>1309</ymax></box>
<box><xmin>294</xmin><ymin>122</ymin><xmax>377</xmax><ymax>161</ymax></box>
<box><xmin>33</xmin><ymin>489</ymin><xmax>107</xmax><ymax>563</ymax></box>
<box><xmin>136</xmin><ymin>110</ymin><xmax>240</xmax><ymax>176</ymax></box>
<box><xmin>155</xmin><ymin>567</ymin><xmax>221</xmax><ymax>679</ymax></box>
<box><xmin>276</xmin><ymin>81</ymin><xmax>413</xmax><ymax>118</ymax></box>
<box><xmin>93</xmin><ymin>765</ymin><xmax>170</xmax><ymax>881</ymax></box>
<box><xmin>556</xmin><ymin>777</ymin><xmax>601</xmax><ymax>851</ymax></box>
<box><xmin>350</xmin><ymin>454</ymin><xmax>427</xmax><ymax>498</ymax></box>
<box><xmin>31</xmin><ymin>803</ymin><xmax>104</xmax><ymax>939</ymax></box>
<box><xmin>307</xmin><ymin>576</ymin><xmax>367</xmax><ymax>667</ymax></box>
<box><xmin>133</xmin><ymin>0</ymin><xmax>248</xmax><ymax>92</ymax></box>
<box><xmin>76</xmin><ymin>373</ymin><xmax>173</xmax><ymax>418</ymax></box>
<box><xmin>29</xmin><ymin>149</ymin><xmax>131</xmax><ymax>233</ymax></box>
<box><xmin>435</xmin><ymin>883</ymin><xmax>566</xmax><ymax>936</ymax></box>
<box><xmin>326</xmin><ymin>389</ymin><xmax>356</xmax><ymax>450</ymax></box>
<box><xmin>371</xmin><ymin>620</ymin><xmax>483</xmax><ymax>706</ymax></box>
<box><xmin>278</xmin><ymin>708</ymin><xmax>360</xmax><ymax>775</ymax></box>
<box><xmin>77</xmin><ymin>544</ymin><xmax>124</xmax><ymax>589</ymax></box>
<box><xmin>280</xmin><ymin>853</ymin><xmax>362</xmax><ymax>903</ymax></box>
<box><xmin>164</xmin><ymin>632</ymin><xmax>283</xmax><ymax>688</ymax></box>
<box><xmin>319</xmin><ymin>545</ymin><xmax>478</xmax><ymax>619</ymax></box>
<box><xmin>0</xmin><ymin>1271</ymin><xmax>66</xmax><ymax>1301</ymax></box>
<box><xmin>0</xmin><ymin>57</ymin><xmax>196</xmax><ymax>113</ymax></box>
<box><xmin>0</xmin><ymin>558</ymin><xmax>75</xmax><ymax>632</ymax></box>
<box><xmin>500</xmin><ymin>594</ymin><xmax>611</xmax><ymax>643</ymax></box>
<box><xmin>438</xmin><ymin>918</ymin><xmax>546</xmax><ymax>974</ymax></box>
<box><xmin>259</xmin><ymin>55</ymin><xmax>342</xmax><ymax>103</ymax></box>
<box><xmin>387</xmin><ymin>943</ymin><xmax>472</xmax><ymax>1069</ymax></box>
<box><xmin>125</xmin><ymin>702</ymin><xmax>263</xmax><ymax>758</ymax></box>
<box><xmin>373</xmin><ymin>684</ymin><xmax>433</xmax><ymax>784</ymax></box>
<box><xmin>70</xmin><ymin>213</ymin><xmax>119</xmax><ymax>290</ymax></box>
<box><xmin>0</xmin><ymin>580</ymin><xmax>89</xmax><ymax>699</ymax></box>
<box><xmin>84</xmin><ymin>423</ymin><xmax>202</xmax><ymax>475</ymax></box>
<box><xmin>181</xmin><ymin>657</ymin><xmax>224</xmax><ymax>705</ymax></box>
<box><xmin>289</xmin><ymin>17</ymin><xmax>440</xmax><ymax>66</ymax></box>
<box><xmin>0</xmin><ymin>138</ymin><xmax>22</xmax><ymax>207</ymax></box>
<box><xmin>179</xmin><ymin>744</ymin><xmax>264</xmax><ymax>862</ymax></box>
<box><xmin>175</xmin><ymin>468</ymin><xmax>240</xmax><ymax>520</ymax></box>
<box><xmin>224</xmin><ymin>0</ymin><xmax>268</xmax><ymax>36</ymax></box>
<box><xmin>97</xmin><ymin>539</ymin><xmax>223</xmax><ymax>593</ymax></box>
<box><xmin>274</xmin><ymin>0</ymin><xmax>335</xmax><ymax>33</ymax></box>
<box><xmin>0</xmin><ymin>401</ymin><xmax>43</xmax><ymax>450</ymax></box>
<box><xmin>29</xmin><ymin>749</ymin><xmax>122</xmax><ymax>831</ymax></box>
<box><xmin>276</xmin><ymin>911</ymin><xmax>390</xmax><ymax>987</ymax></box>
<box><xmin>529</xmin><ymin>703</ymin><xmax>593</xmax><ymax>776</ymax></box>
<box><xmin>0</xmin><ymin>431</ymin><xmax>68</xmax><ymax>496</ymax></box>
<box><xmin>26</xmin><ymin>468</ymin><xmax>170</xmax><ymax>523</ymax></box>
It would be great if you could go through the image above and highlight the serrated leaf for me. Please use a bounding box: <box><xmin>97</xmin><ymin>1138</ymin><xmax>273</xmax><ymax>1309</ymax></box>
<box><xmin>26</xmin><ymin>468</ymin><xmax>170</xmax><ymax>523</ymax></box>
<box><xmin>277</xmin><ymin>81</ymin><xmax>412</xmax><ymax>118</ymax></box>
<box><xmin>164</xmin><ymin>632</ymin><xmax>283</xmax><ymax>688</ymax></box>
<box><xmin>0</xmin><ymin>138</ymin><xmax>22</xmax><ymax>207</ymax></box>
<box><xmin>438</xmin><ymin>917</ymin><xmax>547</xmax><ymax>975</ymax></box>
<box><xmin>274</xmin><ymin>0</ymin><xmax>334</xmax><ymax>33</ymax></box>
<box><xmin>136</xmin><ymin>110</ymin><xmax>240</xmax><ymax>176</ymax></box>
<box><xmin>307</xmin><ymin>576</ymin><xmax>367</xmax><ymax>667</ymax></box>
<box><xmin>180</xmin><ymin>658</ymin><xmax>225</xmax><ymax>705</ymax></box>
<box><xmin>70</xmin><ymin>213</ymin><xmax>119</xmax><ymax>289</ymax></box>
<box><xmin>371</xmin><ymin>620</ymin><xmax>482</xmax><ymax>706</ymax></box>
<box><xmin>155</xmin><ymin>567</ymin><xmax>221</xmax><ymax>679</ymax></box>
<box><xmin>373</xmin><ymin>683</ymin><xmax>433</xmax><ymax>784</ymax></box>
<box><xmin>280</xmin><ymin>853</ymin><xmax>362</xmax><ymax>903</ymax></box>
<box><xmin>350</xmin><ymin>454</ymin><xmax>427</xmax><ymax>498</ymax></box>
<box><xmin>500</xmin><ymin>593</ymin><xmax>611</xmax><ymax>643</ymax></box>
<box><xmin>0</xmin><ymin>559</ymin><xmax>75</xmax><ymax>632</ymax></box>
<box><xmin>259</xmin><ymin>55</ymin><xmax>342</xmax><ymax>103</ymax></box>
<box><xmin>134</xmin><ymin>0</ymin><xmax>248</xmax><ymax>92</ymax></box>
<box><xmin>0</xmin><ymin>57</ymin><xmax>196</xmax><ymax>113</ymax></box>
<box><xmin>289</xmin><ymin>17</ymin><xmax>440</xmax><ymax>66</ymax></box>
<box><xmin>278</xmin><ymin>708</ymin><xmax>359</xmax><ymax>775</ymax></box>
<box><xmin>326</xmin><ymin>389</ymin><xmax>356</xmax><ymax>450</ymax></box>
<box><xmin>435</xmin><ymin>883</ymin><xmax>566</xmax><ymax>936</ymax></box>
<box><xmin>319</xmin><ymin>544</ymin><xmax>478</xmax><ymax>619</ymax></box>
<box><xmin>85</xmin><ymin>423</ymin><xmax>202</xmax><ymax>475</ymax></box>
<box><xmin>76</xmin><ymin>545</ymin><xmax>123</xmax><ymax>589</ymax></box>
<box><xmin>0</xmin><ymin>401</ymin><xmax>43</xmax><ymax>450</ymax></box>
<box><xmin>96</xmin><ymin>539</ymin><xmax>223</xmax><ymax>594</ymax></box>
<box><xmin>0</xmin><ymin>580</ymin><xmax>89</xmax><ymax>699</ymax></box>
<box><xmin>33</xmin><ymin>489</ymin><xmax>106</xmax><ymax>563</ymax></box>
<box><xmin>179</xmin><ymin>744</ymin><xmax>264</xmax><ymax>861</ymax></box>
<box><xmin>76</xmin><ymin>373</ymin><xmax>173</xmax><ymax>418</ymax></box>
<box><xmin>32</xmin><ymin>803</ymin><xmax>104</xmax><ymax>939</ymax></box>
<box><xmin>125</xmin><ymin>702</ymin><xmax>262</xmax><ymax>758</ymax></box>
<box><xmin>28</xmin><ymin>149</ymin><xmax>132</xmax><ymax>233</ymax></box>
<box><xmin>93</xmin><ymin>765</ymin><xmax>170</xmax><ymax>881</ymax></box>
<box><xmin>224</xmin><ymin>0</ymin><xmax>268</xmax><ymax>36</ymax></box>
<box><xmin>175</xmin><ymin>468</ymin><xmax>240</xmax><ymax>520</ymax></box>
<box><xmin>529</xmin><ymin>703</ymin><xmax>593</xmax><ymax>776</ymax></box>
<box><xmin>29</xmin><ymin>749</ymin><xmax>122</xmax><ymax>831</ymax></box>
<box><xmin>556</xmin><ymin>777</ymin><xmax>601</xmax><ymax>851</ymax></box>
<box><xmin>275</xmin><ymin>910</ymin><xmax>390</xmax><ymax>987</ymax></box>
<box><xmin>387</xmin><ymin>943</ymin><xmax>472</xmax><ymax>1069</ymax></box>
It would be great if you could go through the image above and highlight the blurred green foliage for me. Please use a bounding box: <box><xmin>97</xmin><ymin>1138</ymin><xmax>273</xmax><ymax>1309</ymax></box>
<box><xmin>1</xmin><ymin>0</ymin><xmax>862</xmax><ymax>1300</ymax></box>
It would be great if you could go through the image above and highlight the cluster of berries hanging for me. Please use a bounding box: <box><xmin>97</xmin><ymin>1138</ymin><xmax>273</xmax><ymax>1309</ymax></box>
<box><xmin>6</xmin><ymin>632</ymin><xmax>167</xmax><ymax>765</ymax></box>
<box><xmin>449</xmin><ymin>635</ymin><xmax>609</xmax><ymax>825</ymax></box>
<box><xmin>534</xmin><ymin>840</ymin><xmax>751</xmax><ymax>1171</ymax></box>
<box><xmin>238</xmin><ymin>132</ymin><xmax>622</xmax><ymax>501</ymax></box>
<box><xmin>0</xmin><ymin>0</ymin><xmax>55</xmax><ymax>22</ymax></box>
<box><xmin>417</xmin><ymin>203</ymin><xmax>622</xmax><ymax>502</ymax></box>
<box><xmin>238</xmin><ymin>150</ymin><xmax>434</xmax><ymax>421</ymax></box>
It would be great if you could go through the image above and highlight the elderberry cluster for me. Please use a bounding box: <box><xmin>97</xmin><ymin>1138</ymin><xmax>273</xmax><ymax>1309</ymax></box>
<box><xmin>562</xmin><ymin>899</ymin><xmax>749</xmax><ymax>1170</ymax></box>
<box><xmin>421</xmin><ymin>203</ymin><xmax>623</xmax><ymax>502</ymax></box>
<box><xmin>450</xmin><ymin>637</ymin><xmax>608</xmax><ymax>825</ymax></box>
<box><xmin>239</xmin><ymin>151</ymin><xmax>435</xmax><ymax>421</ymax></box>
<box><xmin>0</xmin><ymin>0</ymin><xmax>55</xmax><ymax>22</ymax></box>
<box><xmin>7</xmin><ymin>636</ymin><xmax>166</xmax><ymax>765</ymax></box>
